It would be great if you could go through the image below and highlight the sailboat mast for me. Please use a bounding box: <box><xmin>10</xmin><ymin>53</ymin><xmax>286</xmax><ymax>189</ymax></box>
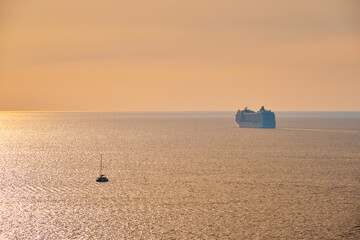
<box><xmin>100</xmin><ymin>154</ymin><xmax>103</xmax><ymax>176</ymax></box>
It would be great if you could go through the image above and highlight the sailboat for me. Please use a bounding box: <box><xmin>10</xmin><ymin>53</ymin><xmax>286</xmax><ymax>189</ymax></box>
<box><xmin>96</xmin><ymin>154</ymin><xmax>109</xmax><ymax>182</ymax></box>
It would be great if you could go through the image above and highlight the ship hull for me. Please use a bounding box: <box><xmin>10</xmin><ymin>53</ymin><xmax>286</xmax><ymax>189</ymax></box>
<box><xmin>236</xmin><ymin>121</ymin><xmax>276</xmax><ymax>128</ymax></box>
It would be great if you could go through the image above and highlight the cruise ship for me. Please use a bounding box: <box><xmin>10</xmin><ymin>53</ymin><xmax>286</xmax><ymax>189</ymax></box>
<box><xmin>235</xmin><ymin>106</ymin><xmax>276</xmax><ymax>128</ymax></box>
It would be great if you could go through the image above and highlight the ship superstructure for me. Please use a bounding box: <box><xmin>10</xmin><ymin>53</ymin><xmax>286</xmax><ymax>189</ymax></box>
<box><xmin>235</xmin><ymin>106</ymin><xmax>276</xmax><ymax>128</ymax></box>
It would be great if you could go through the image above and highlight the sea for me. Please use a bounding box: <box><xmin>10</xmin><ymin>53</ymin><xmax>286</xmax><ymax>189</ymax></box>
<box><xmin>0</xmin><ymin>111</ymin><xmax>359</xmax><ymax>239</ymax></box>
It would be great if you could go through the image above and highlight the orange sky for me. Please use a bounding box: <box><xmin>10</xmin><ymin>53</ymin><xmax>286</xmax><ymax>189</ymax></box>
<box><xmin>0</xmin><ymin>0</ymin><xmax>359</xmax><ymax>111</ymax></box>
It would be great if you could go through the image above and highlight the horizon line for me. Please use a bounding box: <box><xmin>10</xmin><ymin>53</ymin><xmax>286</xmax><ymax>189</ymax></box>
<box><xmin>1</xmin><ymin>110</ymin><xmax>359</xmax><ymax>113</ymax></box>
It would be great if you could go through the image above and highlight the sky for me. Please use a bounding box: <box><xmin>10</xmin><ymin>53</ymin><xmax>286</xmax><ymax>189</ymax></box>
<box><xmin>0</xmin><ymin>0</ymin><xmax>359</xmax><ymax>111</ymax></box>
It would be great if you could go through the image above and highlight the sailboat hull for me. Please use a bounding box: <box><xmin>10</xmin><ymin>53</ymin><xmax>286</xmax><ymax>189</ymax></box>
<box><xmin>96</xmin><ymin>177</ymin><xmax>109</xmax><ymax>182</ymax></box>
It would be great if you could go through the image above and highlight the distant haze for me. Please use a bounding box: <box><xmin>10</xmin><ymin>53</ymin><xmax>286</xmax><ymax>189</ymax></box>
<box><xmin>0</xmin><ymin>0</ymin><xmax>359</xmax><ymax>111</ymax></box>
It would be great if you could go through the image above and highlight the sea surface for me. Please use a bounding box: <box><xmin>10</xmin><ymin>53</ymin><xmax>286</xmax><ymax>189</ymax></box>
<box><xmin>0</xmin><ymin>112</ymin><xmax>359</xmax><ymax>239</ymax></box>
